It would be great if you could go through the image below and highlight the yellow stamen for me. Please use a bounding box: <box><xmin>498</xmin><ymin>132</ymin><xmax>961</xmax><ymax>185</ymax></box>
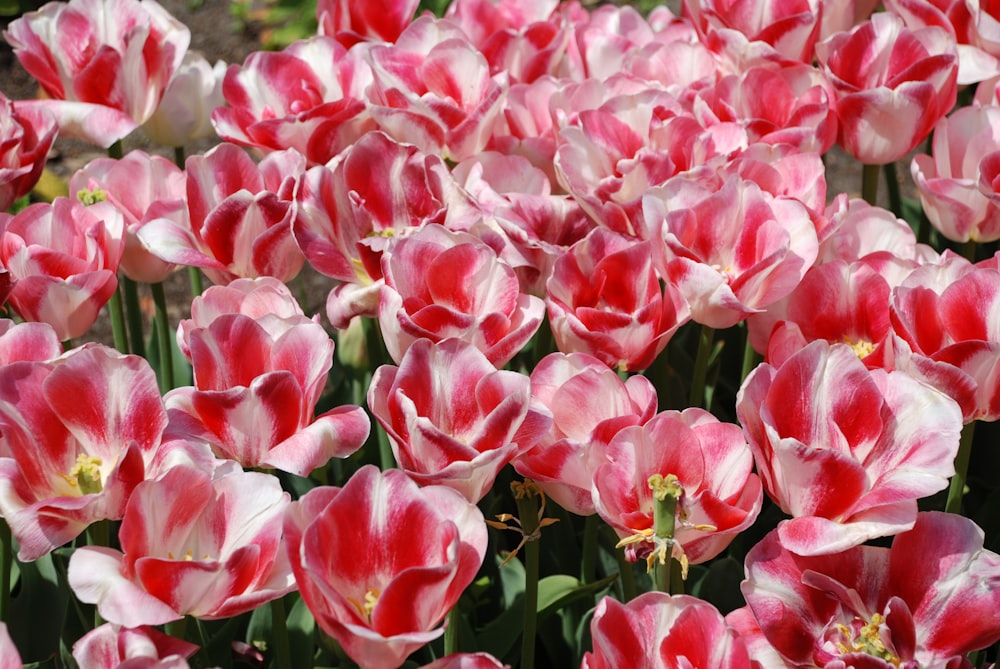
<box><xmin>76</xmin><ymin>187</ymin><xmax>107</xmax><ymax>205</ymax></box>
<box><xmin>66</xmin><ymin>454</ymin><xmax>104</xmax><ymax>495</ymax></box>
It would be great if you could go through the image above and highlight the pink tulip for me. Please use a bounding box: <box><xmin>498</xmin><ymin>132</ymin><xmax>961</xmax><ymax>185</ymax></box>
<box><xmin>294</xmin><ymin>131</ymin><xmax>479</xmax><ymax>328</ymax></box>
<box><xmin>139</xmin><ymin>143</ymin><xmax>305</xmax><ymax>285</ymax></box>
<box><xmin>592</xmin><ymin>408</ymin><xmax>762</xmax><ymax>566</ymax></box>
<box><xmin>377</xmin><ymin>223</ymin><xmax>544</xmax><ymax>367</ymax></box>
<box><xmin>143</xmin><ymin>51</ymin><xmax>225</xmax><ymax>149</ymax></box>
<box><xmin>3</xmin><ymin>0</ymin><xmax>190</xmax><ymax>147</ymax></box>
<box><xmin>165</xmin><ymin>281</ymin><xmax>369</xmax><ymax>476</ymax></box>
<box><xmin>175</xmin><ymin>276</ymin><xmax>309</xmax><ymax>358</ymax></box>
<box><xmin>546</xmin><ymin>228</ymin><xmax>690</xmax><ymax>372</ymax></box>
<box><xmin>554</xmin><ymin>86</ymin><xmax>743</xmax><ymax>239</ymax></box>
<box><xmin>747</xmin><ymin>258</ymin><xmax>895</xmax><ymax>363</ymax></box>
<box><xmin>911</xmin><ymin>105</ymin><xmax>1000</xmax><ymax>243</ymax></box>
<box><xmin>815</xmin><ymin>12</ymin><xmax>958</xmax><ymax>164</ymax></box>
<box><xmin>445</xmin><ymin>0</ymin><xmax>568</xmax><ymax>84</ymax></box>
<box><xmin>368</xmin><ymin>337</ymin><xmax>551</xmax><ymax>502</ymax></box>
<box><xmin>0</xmin><ymin>346</ymin><xmax>169</xmax><ymax>560</ymax></box>
<box><xmin>582</xmin><ymin>592</ymin><xmax>753</xmax><ymax>669</ymax></box>
<box><xmin>317</xmin><ymin>0</ymin><xmax>419</xmax><ymax>45</ymax></box>
<box><xmin>284</xmin><ymin>465</ymin><xmax>488</xmax><ymax>669</ymax></box>
<box><xmin>0</xmin><ymin>90</ymin><xmax>57</xmax><ymax>211</ymax></box>
<box><xmin>889</xmin><ymin>254</ymin><xmax>1000</xmax><ymax>421</ymax></box>
<box><xmin>515</xmin><ymin>351</ymin><xmax>658</xmax><ymax>516</ymax></box>
<box><xmin>0</xmin><ymin>318</ymin><xmax>62</xmax><ymax>364</ymax></box>
<box><xmin>736</xmin><ymin>339</ymin><xmax>963</xmax><ymax>555</ymax></box>
<box><xmin>69</xmin><ymin>149</ymin><xmax>186</xmax><ymax>283</ymax></box>
<box><xmin>742</xmin><ymin>512</ymin><xmax>1000</xmax><ymax>668</ymax></box>
<box><xmin>884</xmin><ymin>0</ymin><xmax>1000</xmax><ymax>84</ymax></box>
<box><xmin>212</xmin><ymin>36</ymin><xmax>375</xmax><ymax>165</ymax></box>
<box><xmin>69</xmin><ymin>463</ymin><xmax>294</xmax><ymax>625</ymax></box>
<box><xmin>646</xmin><ymin>175</ymin><xmax>818</xmax><ymax>329</ymax></box>
<box><xmin>685</xmin><ymin>0</ymin><xmax>823</xmax><ymax>62</ymax></box>
<box><xmin>365</xmin><ymin>16</ymin><xmax>508</xmax><ymax>161</ymax></box>
<box><xmin>695</xmin><ymin>62</ymin><xmax>837</xmax><ymax>154</ymax></box>
<box><xmin>72</xmin><ymin>624</ymin><xmax>198</xmax><ymax>669</ymax></box>
<box><xmin>0</xmin><ymin>196</ymin><xmax>125</xmax><ymax>341</ymax></box>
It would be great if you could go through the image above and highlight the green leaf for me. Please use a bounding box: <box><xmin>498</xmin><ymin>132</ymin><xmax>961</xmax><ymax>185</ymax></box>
<box><xmin>245</xmin><ymin>601</ymin><xmax>274</xmax><ymax>655</ymax></box>
<box><xmin>8</xmin><ymin>553</ymin><xmax>68</xmax><ymax>664</ymax></box>
<box><xmin>476</xmin><ymin>570</ymin><xmax>617</xmax><ymax>662</ymax></box>
<box><xmin>286</xmin><ymin>594</ymin><xmax>317</xmax><ymax>669</ymax></box>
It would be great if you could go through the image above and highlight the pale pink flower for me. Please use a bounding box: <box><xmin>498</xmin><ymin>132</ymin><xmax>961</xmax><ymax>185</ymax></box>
<box><xmin>0</xmin><ymin>90</ymin><xmax>57</xmax><ymax>211</ymax></box>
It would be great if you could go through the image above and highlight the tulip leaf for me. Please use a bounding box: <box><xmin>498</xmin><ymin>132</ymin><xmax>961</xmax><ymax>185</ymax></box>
<box><xmin>286</xmin><ymin>593</ymin><xmax>317</xmax><ymax>669</ymax></box>
<box><xmin>477</xmin><ymin>572</ymin><xmax>617</xmax><ymax>662</ymax></box>
<box><xmin>245</xmin><ymin>601</ymin><xmax>273</xmax><ymax>654</ymax></box>
<box><xmin>690</xmin><ymin>557</ymin><xmax>745</xmax><ymax>614</ymax></box>
<box><xmin>8</xmin><ymin>552</ymin><xmax>67</xmax><ymax>664</ymax></box>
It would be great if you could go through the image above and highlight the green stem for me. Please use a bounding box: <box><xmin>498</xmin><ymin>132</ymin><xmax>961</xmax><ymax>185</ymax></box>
<box><xmin>270</xmin><ymin>596</ymin><xmax>292</xmax><ymax>669</ymax></box>
<box><xmin>174</xmin><ymin>145</ymin><xmax>186</xmax><ymax>170</ymax></box>
<box><xmin>945</xmin><ymin>421</ymin><xmax>976</xmax><ymax>514</ymax></box>
<box><xmin>689</xmin><ymin>324</ymin><xmax>715</xmax><ymax>409</ymax></box>
<box><xmin>108</xmin><ymin>140</ymin><xmax>123</xmax><ymax>160</ymax></box>
<box><xmin>107</xmin><ymin>283</ymin><xmax>130</xmax><ymax>354</ymax></box>
<box><xmin>165</xmin><ymin>617</ymin><xmax>188</xmax><ymax>642</ymax></box>
<box><xmin>862</xmin><ymin>163</ymin><xmax>880</xmax><ymax>205</ymax></box>
<box><xmin>444</xmin><ymin>606</ymin><xmax>460</xmax><ymax>656</ymax></box>
<box><xmin>151</xmin><ymin>281</ymin><xmax>174</xmax><ymax>392</ymax></box>
<box><xmin>883</xmin><ymin>162</ymin><xmax>902</xmax><ymax>218</ymax></box>
<box><xmin>0</xmin><ymin>521</ymin><xmax>10</xmax><ymax>623</ymax></box>
<box><xmin>188</xmin><ymin>266</ymin><xmax>204</xmax><ymax>298</ymax></box>
<box><xmin>514</xmin><ymin>488</ymin><xmax>541</xmax><ymax>669</ymax></box>
<box><xmin>122</xmin><ymin>276</ymin><xmax>146</xmax><ymax>359</ymax></box>
<box><xmin>612</xmin><ymin>534</ymin><xmax>637</xmax><ymax>602</ymax></box>
<box><xmin>580</xmin><ymin>514</ymin><xmax>600</xmax><ymax>584</ymax></box>
<box><xmin>740</xmin><ymin>325</ymin><xmax>760</xmax><ymax>383</ymax></box>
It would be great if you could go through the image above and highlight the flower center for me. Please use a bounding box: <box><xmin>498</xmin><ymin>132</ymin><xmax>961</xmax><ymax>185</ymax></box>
<box><xmin>62</xmin><ymin>454</ymin><xmax>104</xmax><ymax>495</ymax></box>
<box><xmin>843</xmin><ymin>337</ymin><xmax>876</xmax><ymax>359</ymax></box>
<box><xmin>835</xmin><ymin>614</ymin><xmax>900</xmax><ymax>666</ymax></box>
<box><xmin>348</xmin><ymin>588</ymin><xmax>381</xmax><ymax>623</ymax></box>
<box><xmin>76</xmin><ymin>187</ymin><xmax>107</xmax><ymax>206</ymax></box>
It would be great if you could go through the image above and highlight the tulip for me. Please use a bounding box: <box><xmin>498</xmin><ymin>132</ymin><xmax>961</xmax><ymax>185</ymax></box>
<box><xmin>68</xmin><ymin>463</ymin><xmax>294</xmax><ymax>626</ymax></box>
<box><xmin>0</xmin><ymin>346</ymin><xmax>169</xmax><ymax>560</ymax></box>
<box><xmin>742</xmin><ymin>512</ymin><xmax>1000</xmax><ymax>668</ymax></box>
<box><xmin>0</xmin><ymin>624</ymin><xmax>21</xmax><ymax>669</ymax></box>
<box><xmin>377</xmin><ymin>224</ymin><xmax>545</xmax><ymax>367</ymax></box>
<box><xmin>3</xmin><ymin>0</ymin><xmax>190</xmax><ymax>147</ymax></box>
<box><xmin>815</xmin><ymin>12</ymin><xmax>958</xmax><ymax>164</ymax></box>
<box><xmin>284</xmin><ymin>465</ymin><xmax>488</xmax><ymax>669</ymax></box>
<box><xmin>592</xmin><ymin>408</ymin><xmax>762</xmax><ymax>567</ymax></box>
<box><xmin>582</xmin><ymin>592</ymin><xmax>753</xmax><ymax>669</ymax></box>
<box><xmin>514</xmin><ymin>351</ymin><xmax>658</xmax><ymax>516</ymax></box>
<box><xmin>142</xmin><ymin>51</ymin><xmax>226</xmax><ymax>149</ymax></box>
<box><xmin>646</xmin><ymin>175</ymin><xmax>818</xmax><ymax>330</ymax></box>
<box><xmin>365</xmin><ymin>16</ymin><xmax>508</xmax><ymax>161</ymax></box>
<box><xmin>368</xmin><ymin>338</ymin><xmax>551</xmax><ymax>502</ymax></box>
<box><xmin>736</xmin><ymin>339</ymin><xmax>963</xmax><ymax>555</ymax></box>
<box><xmin>317</xmin><ymin>0</ymin><xmax>419</xmax><ymax>45</ymax></box>
<box><xmin>68</xmin><ymin>149</ymin><xmax>185</xmax><ymax>284</ymax></box>
<box><xmin>212</xmin><ymin>36</ymin><xmax>375</xmax><ymax>165</ymax></box>
<box><xmin>546</xmin><ymin>228</ymin><xmax>689</xmax><ymax>372</ymax></box>
<box><xmin>165</xmin><ymin>284</ymin><xmax>369</xmax><ymax>476</ymax></box>
<box><xmin>0</xmin><ymin>91</ymin><xmax>57</xmax><ymax>211</ymax></box>
<box><xmin>911</xmin><ymin>105</ymin><xmax>1000</xmax><ymax>243</ymax></box>
<box><xmin>139</xmin><ymin>143</ymin><xmax>305</xmax><ymax>285</ymax></box>
<box><xmin>72</xmin><ymin>624</ymin><xmax>198</xmax><ymax>669</ymax></box>
<box><xmin>0</xmin><ymin>196</ymin><xmax>125</xmax><ymax>341</ymax></box>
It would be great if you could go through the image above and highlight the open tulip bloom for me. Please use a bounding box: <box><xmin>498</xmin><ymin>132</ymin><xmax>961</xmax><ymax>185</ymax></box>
<box><xmin>6</xmin><ymin>0</ymin><xmax>1000</xmax><ymax>666</ymax></box>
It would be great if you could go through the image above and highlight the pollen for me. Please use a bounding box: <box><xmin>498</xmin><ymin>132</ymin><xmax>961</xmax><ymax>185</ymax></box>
<box><xmin>843</xmin><ymin>337</ymin><xmax>876</xmax><ymax>359</ymax></box>
<box><xmin>835</xmin><ymin>614</ymin><xmax>901</xmax><ymax>666</ymax></box>
<box><xmin>348</xmin><ymin>588</ymin><xmax>381</xmax><ymax>623</ymax></box>
<box><xmin>63</xmin><ymin>453</ymin><xmax>104</xmax><ymax>495</ymax></box>
<box><xmin>76</xmin><ymin>187</ymin><xmax>107</xmax><ymax>205</ymax></box>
